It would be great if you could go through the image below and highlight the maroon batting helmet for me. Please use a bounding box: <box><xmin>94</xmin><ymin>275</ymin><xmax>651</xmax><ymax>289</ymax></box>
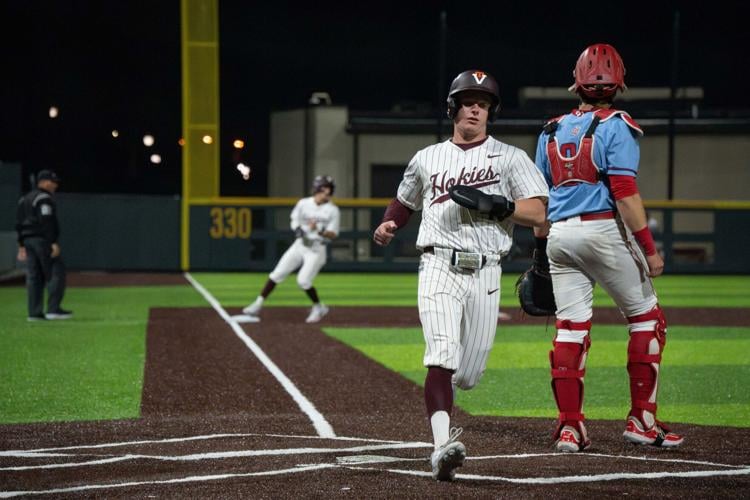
<box><xmin>569</xmin><ymin>43</ymin><xmax>627</xmax><ymax>100</ymax></box>
<box><xmin>446</xmin><ymin>70</ymin><xmax>501</xmax><ymax>121</ymax></box>
<box><xmin>312</xmin><ymin>175</ymin><xmax>335</xmax><ymax>195</ymax></box>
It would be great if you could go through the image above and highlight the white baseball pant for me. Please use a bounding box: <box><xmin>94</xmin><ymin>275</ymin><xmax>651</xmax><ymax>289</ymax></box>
<box><xmin>269</xmin><ymin>239</ymin><xmax>327</xmax><ymax>290</ymax></box>
<box><xmin>548</xmin><ymin>215</ymin><xmax>658</xmax><ymax>343</ymax></box>
<box><xmin>418</xmin><ymin>250</ymin><xmax>502</xmax><ymax>390</ymax></box>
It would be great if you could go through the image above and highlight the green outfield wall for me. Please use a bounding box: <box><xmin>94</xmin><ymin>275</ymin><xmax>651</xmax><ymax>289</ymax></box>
<box><xmin>38</xmin><ymin>194</ymin><xmax>750</xmax><ymax>274</ymax></box>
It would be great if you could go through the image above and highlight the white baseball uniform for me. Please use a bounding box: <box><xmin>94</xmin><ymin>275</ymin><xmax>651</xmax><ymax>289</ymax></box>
<box><xmin>397</xmin><ymin>136</ymin><xmax>548</xmax><ymax>389</ymax></box>
<box><xmin>269</xmin><ymin>196</ymin><xmax>340</xmax><ymax>290</ymax></box>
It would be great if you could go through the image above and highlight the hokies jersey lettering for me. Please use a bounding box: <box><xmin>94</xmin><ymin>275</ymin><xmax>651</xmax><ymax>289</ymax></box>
<box><xmin>397</xmin><ymin>136</ymin><xmax>548</xmax><ymax>255</ymax></box>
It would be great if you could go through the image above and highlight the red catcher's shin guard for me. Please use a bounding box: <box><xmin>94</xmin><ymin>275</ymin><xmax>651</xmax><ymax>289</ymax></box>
<box><xmin>627</xmin><ymin>306</ymin><xmax>667</xmax><ymax>422</ymax></box>
<box><xmin>550</xmin><ymin>320</ymin><xmax>591</xmax><ymax>435</ymax></box>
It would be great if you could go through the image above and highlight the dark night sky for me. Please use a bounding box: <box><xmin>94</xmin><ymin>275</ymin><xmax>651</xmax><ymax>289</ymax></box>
<box><xmin>2</xmin><ymin>1</ymin><xmax>749</xmax><ymax>196</ymax></box>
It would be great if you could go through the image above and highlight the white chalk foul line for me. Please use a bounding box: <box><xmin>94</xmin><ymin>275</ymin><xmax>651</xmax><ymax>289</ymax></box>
<box><xmin>0</xmin><ymin>464</ymin><xmax>338</xmax><ymax>499</ymax></box>
<box><xmin>184</xmin><ymin>272</ymin><xmax>335</xmax><ymax>438</ymax></box>
<box><xmin>0</xmin><ymin>432</ymin><xmax>417</xmax><ymax>457</ymax></box>
<box><xmin>347</xmin><ymin>464</ymin><xmax>750</xmax><ymax>484</ymax></box>
<box><xmin>4</xmin><ymin>457</ymin><xmax>748</xmax><ymax>497</ymax></box>
<box><xmin>471</xmin><ymin>452</ymin><xmax>749</xmax><ymax>470</ymax></box>
<box><xmin>0</xmin><ymin>433</ymin><xmax>258</xmax><ymax>456</ymax></box>
<box><xmin>0</xmin><ymin>441</ymin><xmax>431</xmax><ymax>471</ymax></box>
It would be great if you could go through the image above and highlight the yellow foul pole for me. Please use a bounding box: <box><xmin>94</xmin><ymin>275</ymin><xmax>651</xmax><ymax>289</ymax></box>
<box><xmin>180</xmin><ymin>0</ymin><xmax>220</xmax><ymax>270</ymax></box>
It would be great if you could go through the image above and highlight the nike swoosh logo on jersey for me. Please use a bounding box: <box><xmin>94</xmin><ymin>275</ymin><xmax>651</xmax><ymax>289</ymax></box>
<box><xmin>487</xmin><ymin>288</ymin><xmax>499</xmax><ymax>295</ymax></box>
<box><xmin>487</xmin><ymin>153</ymin><xmax>502</xmax><ymax>158</ymax></box>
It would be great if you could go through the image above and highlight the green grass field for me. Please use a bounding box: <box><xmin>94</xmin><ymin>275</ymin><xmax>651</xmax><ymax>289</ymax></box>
<box><xmin>0</xmin><ymin>273</ymin><xmax>748</xmax><ymax>426</ymax></box>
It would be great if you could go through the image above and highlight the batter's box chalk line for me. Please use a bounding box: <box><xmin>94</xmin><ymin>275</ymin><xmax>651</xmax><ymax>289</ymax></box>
<box><xmin>230</xmin><ymin>314</ymin><xmax>260</xmax><ymax>323</ymax></box>
<box><xmin>2</xmin><ymin>433</ymin><xmax>749</xmax><ymax>496</ymax></box>
<box><xmin>335</xmin><ymin>454</ymin><xmax>426</xmax><ymax>465</ymax></box>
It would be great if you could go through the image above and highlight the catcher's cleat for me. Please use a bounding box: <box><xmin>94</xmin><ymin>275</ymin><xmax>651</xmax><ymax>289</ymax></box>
<box><xmin>623</xmin><ymin>417</ymin><xmax>683</xmax><ymax>448</ymax></box>
<box><xmin>555</xmin><ymin>425</ymin><xmax>591</xmax><ymax>453</ymax></box>
<box><xmin>430</xmin><ymin>427</ymin><xmax>466</xmax><ymax>481</ymax></box>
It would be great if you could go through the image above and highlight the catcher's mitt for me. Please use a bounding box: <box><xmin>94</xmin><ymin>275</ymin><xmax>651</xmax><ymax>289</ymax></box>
<box><xmin>515</xmin><ymin>254</ymin><xmax>556</xmax><ymax>316</ymax></box>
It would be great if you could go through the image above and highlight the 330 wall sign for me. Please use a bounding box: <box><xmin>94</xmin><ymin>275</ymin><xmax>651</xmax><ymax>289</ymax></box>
<box><xmin>209</xmin><ymin>207</ymin><xmax>252</xmax><ymax>239</ymax></box>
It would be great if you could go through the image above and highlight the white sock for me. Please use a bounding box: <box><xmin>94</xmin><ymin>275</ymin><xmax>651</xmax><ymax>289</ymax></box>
<box><xmin>430</xmin><ymin>411</ymin><xmax>450</xmax><ymax>449</ymax></box>
<box><xmin>255</xmin><ymin>296</ymin><xmax>265</xmax><ymax>305</ymax></box>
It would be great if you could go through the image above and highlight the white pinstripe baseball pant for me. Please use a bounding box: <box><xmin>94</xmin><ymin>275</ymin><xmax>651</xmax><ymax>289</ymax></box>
<box><xmin>418</xmin><ymin>250</ymin><xmax>502</xmax><ymax>390</ymax></box>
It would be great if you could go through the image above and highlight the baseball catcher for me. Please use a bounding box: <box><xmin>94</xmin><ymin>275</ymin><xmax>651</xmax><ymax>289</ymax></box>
<box><xmin>532</xmin><ymin>43</ymin><xmax>683</xmax><ymax>453</ymax></box>
<box><xmin>516</xmin><ymin>237</ymin><xmax>556</xmax><ymax>316</ymax></box>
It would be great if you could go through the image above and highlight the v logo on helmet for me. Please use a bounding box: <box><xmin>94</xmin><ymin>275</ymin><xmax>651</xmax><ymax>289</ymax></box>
<box><xmin>472</xmin><ymin>71</ymin><xmax>487</xmax><ymax>84</ymax></box>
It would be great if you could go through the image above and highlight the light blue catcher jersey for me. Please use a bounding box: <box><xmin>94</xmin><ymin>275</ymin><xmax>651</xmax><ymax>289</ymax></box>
<box><xmin>534</xmin><ymin>109</ymin><xmax>641</xmax><ymax>222</ymax></box>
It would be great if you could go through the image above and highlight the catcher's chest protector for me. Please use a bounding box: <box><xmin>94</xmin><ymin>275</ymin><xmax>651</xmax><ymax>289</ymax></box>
<box><xmin>545</xmin><ymin>109</ymin><xmax>638</xmax><ymax>188</ymax></box>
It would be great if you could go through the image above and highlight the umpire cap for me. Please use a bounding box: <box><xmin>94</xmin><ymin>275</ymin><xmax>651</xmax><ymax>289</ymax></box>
<box><xmin>37</xmin><ymin>169</ymin><xmax>61</xmax><ymax>183</ymax></box>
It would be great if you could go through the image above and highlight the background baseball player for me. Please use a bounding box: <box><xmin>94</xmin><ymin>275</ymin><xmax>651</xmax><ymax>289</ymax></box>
<box><xmin>373</xmin><ymin>70</ymin><xmax>548</xmax><ymax>480</ymax></box>
<box><xmin>532</xmin><ymin>43</ymin><xmax>683</xmax><ymax>452</ymax></box>
<box><xmin>244</xmin><ymin>175</ymin><xmax>339</xmax><ymax>323</ymax></box>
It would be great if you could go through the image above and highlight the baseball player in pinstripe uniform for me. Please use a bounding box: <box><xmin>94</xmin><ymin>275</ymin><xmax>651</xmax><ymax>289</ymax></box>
<box><xmin>374</xmin><ymin>70</ymin><xmax>548</xmax><ymax>480</ymax></box>
<box><xmin>244</xmin><ymin>175</ymin><xmax>339</xmax><ymax>323</ymax></box>
<box><xmin>532</xmin><ymin>44</ymin><xmax>683</xmax><ymax>452</ymax></box>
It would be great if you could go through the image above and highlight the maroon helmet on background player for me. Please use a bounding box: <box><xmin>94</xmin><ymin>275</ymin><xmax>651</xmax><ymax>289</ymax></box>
<box><xmin>312</xmin><ymin>175</ymin><xmax>335</xmax><ymax>195</ymax></box>
<box><xmin>568</xmin><ymin>43</ymin><xmax>627</xmax><ymax>100</ymax></box>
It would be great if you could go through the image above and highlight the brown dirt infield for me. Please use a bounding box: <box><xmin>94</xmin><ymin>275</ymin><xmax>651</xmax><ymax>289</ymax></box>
<box><xmin>0</xmin><ymin>274</ymin><xmax>748</xmax><ymax>498</ymax></box>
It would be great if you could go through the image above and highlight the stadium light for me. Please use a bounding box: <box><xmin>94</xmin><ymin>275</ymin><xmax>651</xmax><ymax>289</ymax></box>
<box><xmin>48</xmin><ymin>106</ymin><xmax>59</xmax><ymax>118</ymax></box>
<box><xmin>233</xmin><ymin>139</ymin><xmax>245</xmax><ymax>149</ymax></box>
<box><xmin>150</xmin><ymin>154</ymin><xmax>162</xmax><ymax>164</ymax></box>
<box><xmin>143</xmin><ymin>134</ymin><xmax>155</xmax><ymax>147</ymax></box>
<box><xmin>111</xmin><ymin>130</ymin><xmax>119</xmax><ymax>138</ymax></box>
<box><xmin>237</xmin><ymin>162</ymin><xmax>251</xmax><ymax>180</ymax></box>
<box><xmin>202</xmin><ymin>135</ymin><xmax>213</xmax><ymax>144</ymax></box>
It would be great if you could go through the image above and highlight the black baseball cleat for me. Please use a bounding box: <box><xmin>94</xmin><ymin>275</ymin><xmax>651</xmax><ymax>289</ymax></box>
<box><xmin>46</xmin><ymin>309</ymin><xmax>73</xmax><ymax>320</ymax></box>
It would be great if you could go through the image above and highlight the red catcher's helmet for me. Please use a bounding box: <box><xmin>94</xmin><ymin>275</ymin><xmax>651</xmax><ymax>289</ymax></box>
<box><xmin>568</xmin><ymin>43</ymin><xmax>627</xmax><ymax>100</ymax></box>
<box><xmin>447</xmin><ymin>70</ymin><xmax>501</xmax><ymax>121</ymax></box>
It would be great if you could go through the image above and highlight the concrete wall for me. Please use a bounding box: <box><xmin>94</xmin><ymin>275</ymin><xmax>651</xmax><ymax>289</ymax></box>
<box><xmin>269</xmin><ymin>106</ymin><xmax>352</xmax><ymax>197</ymax></box>
<box><xmin>0</xmin><ymin>162</ymin><xmax>21</xmax><ymax>275</ymax></box>
<box><xmin>357</xmin><ymin>134</ymin><xmax>436</xmax><ymax>197</ymax></box>
<box><xmin>271</xmin><ymin>111</ymin><xmax>747</xmax><ymax>202</ymax></box>
<box><xmin>270</xmin><ymin>107</ymin><xmax>749</xmax><ymax>202</ymax></box>
<box><xmin>355</xmin><ymin>131</ymin><xmax>750</xmax><ymax>201</ymax></box>
<box><xmin>672</xmin><ymin>135</ymin><xmax>750</xmax><ymax>200</ymax></box>
<box><xmin>269</xmin><ymin>109</ymin><xmax>305</xmax><ymax>197</ymax></box>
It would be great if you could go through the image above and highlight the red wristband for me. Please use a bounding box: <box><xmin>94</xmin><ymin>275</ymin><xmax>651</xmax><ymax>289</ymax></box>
<box><xmin>632</xmin><ymin>227</ymin><xmax>657</xmax><ymax>256</ymax></box>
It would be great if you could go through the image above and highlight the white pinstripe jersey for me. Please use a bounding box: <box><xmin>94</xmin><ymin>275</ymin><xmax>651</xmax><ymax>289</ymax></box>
<box><xmin>291</xmin><ymin>197</ymin><xmax>340</xmax><ymax>244</ymax></box>
<box><xmin>397</xmin><ymin>136</ymin><xmax>549</xmax><ymax>255</ymax></box>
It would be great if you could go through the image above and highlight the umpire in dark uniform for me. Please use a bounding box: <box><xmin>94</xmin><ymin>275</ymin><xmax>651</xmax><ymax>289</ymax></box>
<box><xmin>15</xmin><ymin>169</ymin><xmax>72</xmax><ymax>321</ymax></box>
